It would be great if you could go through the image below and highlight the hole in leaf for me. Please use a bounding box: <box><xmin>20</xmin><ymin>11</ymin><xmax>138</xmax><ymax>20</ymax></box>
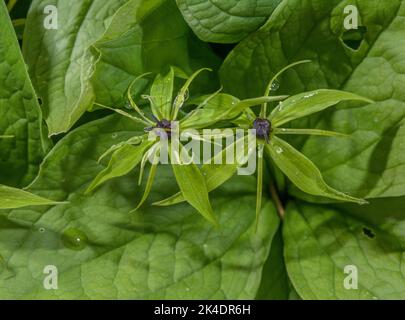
<box><xmin>341</xmin><ymin>26</ymin><xmax>368</xmax><ymax>50</ymax></box>
<box><xmin>362</xmin><ymin>227</ymin><xmax>375</xmax><ymax>239</ymax></box>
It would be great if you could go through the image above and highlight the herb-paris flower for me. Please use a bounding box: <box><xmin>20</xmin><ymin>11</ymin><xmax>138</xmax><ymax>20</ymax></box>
<box><xmin>85</xmin><ymin>67</ymin><xmax>284</xmax><ymax>226</ymax></box>
<box><xmin>157</xmin><ymin>61</ymin><xmax>372</xmax><ymax>226</ymax></box>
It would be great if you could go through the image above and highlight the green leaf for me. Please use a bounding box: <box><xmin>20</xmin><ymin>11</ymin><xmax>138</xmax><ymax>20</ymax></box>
<box><xmin>181</xmin><ymin>94</ymin><xmax>286</xmax><ymax>129</ymax></box>
<box><xmin>0</xmin><ymin>0</ymin><xmax>49</xmax><ymax>187</ymax></box>
<box><xmin>176</xmin><ymin>0</ymin><xmax>281</xmax><ymax>43</ymax></box>
<box><xmin>0</xmin><ymin>114</ymin><xmax>279</xmax><ymax>299</ymax></box>
<box><xmin>180</xmin><ymin>93</ymin><xmax>239</xmax><ymax>129</ymax></box>
<box><xmin>170</xmin><ymin>144</ymin><xmax>218</xmax><ymax>226</ymax></box>
<box><xmin>274</xmin><ymin>128</ymin><xmax>348</xmax><ymax>138</ymax></box>
<box><xmin>256</xmin><ymin>229</ymin><xmax>296</xmax><ymax>300</ymax></box>
<box><xmin>155</xmin><ymin>134</ymin><xmax>256</xmax><ymax>206</ymax></box>
<box><xmin>284</xmin><ymin>201</ymin><xmax>405</xmax><ymax>299</ymax></box>
<box><xmin>266</xmin><ymin>136</ymin><xmax>366</xmax><ymax>204</ymax></box>
<box><xmin>0</xmin><ymin>185</ymin><xmax>62</xmax><ymax>209</ymax></box>
<box><xmin>221</xmin><ymin>0</ymin><xmax>405</xmax><ymax>199</ymax></box>
<box><xmin>133</xmin><ymin>146</ymin><xmax>160</xmax><ymax>211</ymax></box>
<box><xmin>23</xmin><ymin>0</ymin><xmax>128</xmax><ymax>135</ymax></box>
<box><xmin>86</xmin><ymin>140</ymin><xmax>153</xmax><ymax>193</ymax></box>
<box><xmin>98</xmin><ymin>135</ymin><xmax>144</xmax><ymax>162</ymax></box>
<box><xmin>269</xmin><ymin>90</ymin><xmax>372</xmax><ymax>127</ymax></box>
<box><xmin>171</xmin><ymin>68</ymin><xmax>211</xmax><ymax>119</ymax></box>
<box><xmin>91</xmin><ymin>0</ymin><xmax>220</xmax><ymax>108</ymax></box>
<box><xmin>150</xmin><ymin>67</ymin><xmax>174</xmax><ymax>120</ymax></box>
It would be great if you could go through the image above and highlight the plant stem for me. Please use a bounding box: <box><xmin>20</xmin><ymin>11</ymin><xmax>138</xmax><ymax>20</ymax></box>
<box><xmin>7</xmin><ymin>0</ymin><xmax>18</xmax><ymax>12</ymax></box>
<box><xmin>12</xmin><ymin>18</ymin><xmax>25</xmax><ymax>27</ymax></box>
<box><xmin>269</xmin><ymin>182</ymin><xmax>285</xmax><ymax>220</ymax></box>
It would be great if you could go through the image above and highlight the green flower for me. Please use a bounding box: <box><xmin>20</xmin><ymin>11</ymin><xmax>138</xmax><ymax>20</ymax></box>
<box><xmin>157</xmin><ymin>61</ymin><xmax>372</xmax><ymax>227</ymax></box>
<box><xmin>86</xmin><ymin>67</ymin><xmax>283</xmax><ymax>225</ymax></box>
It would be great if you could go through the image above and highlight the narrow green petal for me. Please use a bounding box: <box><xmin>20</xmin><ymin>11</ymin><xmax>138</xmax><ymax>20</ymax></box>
<box><xmin>171</xmin><ymin>68</ymin><xmax>211</xmax><ymax>119</ymax></box>
<box><xmin>93</xmin><ymin>102</ymin><xmax>149</xmax><ymax>125</ymax></box>
<box><xmin>132</xmin><ymin>149</ymin><xmax>160</xmax><ymax>211</ymax></box>
<box><xmin>262</xmin><ymin>60</ymin><xmax>311</xmax><ymax>116</ymax></box>
<box><xmin>127</xmin><ymin>72</ymin><xmax>154</xmax><ymax>124</ymax></box>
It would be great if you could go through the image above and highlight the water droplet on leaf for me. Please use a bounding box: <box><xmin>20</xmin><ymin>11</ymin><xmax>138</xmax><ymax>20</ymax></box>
<box><xmin>183</xmin><ymin>89</ymin><xmax>189</xmax><ymax>101</ymax></box>
<box><xmin>61</xmin><ymin>228</ymin><xmax>88</xmax><ymax>251</ymax></box>
<box><xmin>124</xmin><ymin>102</ymin><xmax>132</xmax><ymax>110</ymax></box>
<box><xmin>275</xmin><ymin>147</ymin><xmax>283</xmax><ymax>154</ymax></box>
<box><xmin>271</xmin><ymin>80</ymin><xmax>280</xmax><ymax>91</ymax></box>
<box><xmin>38</xmin><ymin>227</ymin><xmax>46</xmax><ymax>233</ymax></box>
<box><xmin>304</xmin><ymin>92</ymin><xmax>316</xmax><ymax>99</ymax></box>
<box><xmin>111</xmin><ymin>133</ymin><xmax>118</xmax><ymax>139</ymax></box>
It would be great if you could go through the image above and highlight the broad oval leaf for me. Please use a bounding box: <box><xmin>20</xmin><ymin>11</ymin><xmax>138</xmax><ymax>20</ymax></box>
<box><xmin>91</xmin><ymin>0</ymin><xmax>220</xmax><ymax>108</ymax></box>
<box><xmin>266</xmin><ymin>136</ymin><xmax>366</xmax><ymax>204</ymax></box>
<box><xmin>0</xmin><ymin>1</ymin><xmax>49</xmax><ymax>186</ymax></box>
<box><xmin>176</xmin><ymin>0</ymin><xmax>281</xmax><ymax>43</ymax></box>
<box><xmin>269</xmin><ymin>90</ymin><xmax>372</xmax><ymax>127</ymax></box>
<box><xmin>23</xmin><ymin>0</ymin><xmax>128</xmax><ymax>135</ymax></box>
<box><xmin>284</xmin><ymin>202</ymin><xmax>405</xmax><ymax>299</ymax></box>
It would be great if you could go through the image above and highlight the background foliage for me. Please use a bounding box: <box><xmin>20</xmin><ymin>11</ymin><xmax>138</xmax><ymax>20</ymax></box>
<box><xmin>0</xmin><ymin>0</ymin><xmax>404</xmax><ymax>299</ymax></box>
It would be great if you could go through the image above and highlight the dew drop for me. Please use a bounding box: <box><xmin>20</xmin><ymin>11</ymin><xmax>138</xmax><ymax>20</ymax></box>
<box><xmin>304</xmin><ymin>92</ymin><xmax>316</xmax><ymax>99</ymax></box>
<box><xmin>124</xmin><ymin>102</ymin><xmax>132</xmax><ymax>110</ymax></box>
<box><xmin>61</xmin><ymin>228</ymin><xmax>88</xmax><ymax>251</ymax></box>
<box><xmin>271</xmin><ymin>80</ymin><xmax>280</xmax><ymax>91</ymax></box>
<box><xmin>38</xmin><ymin>227</ymin><xmax>46</xmax><ymax>233</ymax></box>
<box><xmin>275</xmin><ymin>147</ymin><xmax>283</xmax><ymax>154</ymax></box>
<box><xmin>111</xmin><ymin>133</ymin><xmax>118</xmax><ymax>139</ymax></box>
<box><xmin>184</xmin><ymin>89</ymin><xmax>189</xmax><ymax>101</ymax></box>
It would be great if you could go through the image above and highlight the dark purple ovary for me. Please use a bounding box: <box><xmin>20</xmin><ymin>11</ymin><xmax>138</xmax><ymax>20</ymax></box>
<box><xmin>253</xmin><ymin>118</ymin><xmax>271</xmax><ymax>142</ymax></box>
<box><xmin>145</xmin><ymin>119</ymin><xmax>172</xmax><ymax>139</ymax></box>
